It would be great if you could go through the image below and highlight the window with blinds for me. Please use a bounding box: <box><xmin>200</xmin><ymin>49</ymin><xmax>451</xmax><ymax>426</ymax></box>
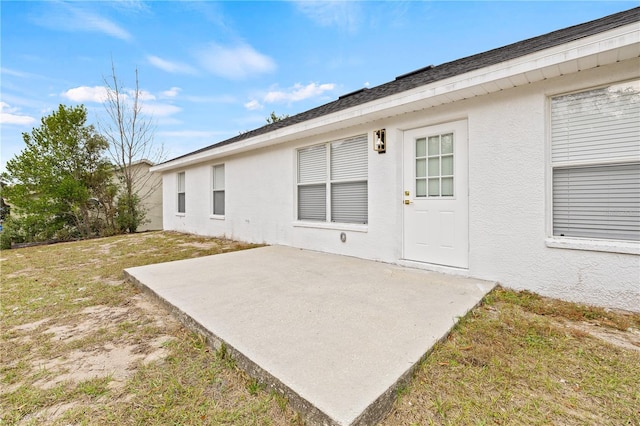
<box><xmin>297</xmin><ymin>135</ymin><xmax>368</xmax><ymax>224</ymax></box>
<box><xmin>177</xmin><ymin>172</ymin><xmax>186</xmax><ymax>214</ymax></box>
<box><xmin>212</xmin><ymin>164</ymin><xmax>225</xmax><ymax>216</ymax></box>
<box><xmin>550</xmin><ymin>80</ymin><xmax>640</xmax><ymax>241</ymax></box>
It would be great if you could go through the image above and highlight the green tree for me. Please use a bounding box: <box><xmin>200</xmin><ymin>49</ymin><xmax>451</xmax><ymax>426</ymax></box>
<box><xmin>266</xmin><ymin>111</ymin><xmax>289</xmax><ymax>124</ymax></box>
<box><xmin>2</xmin><ymin>104</ymin><xmax>116</xmax><ymax>242</ymax></box>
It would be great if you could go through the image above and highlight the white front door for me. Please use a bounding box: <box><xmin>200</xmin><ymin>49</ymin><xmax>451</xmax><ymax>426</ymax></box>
<box><xmin>403</xmin><ymin>120</ymin><xmax>469</xmax><ymax>268</ymax></box>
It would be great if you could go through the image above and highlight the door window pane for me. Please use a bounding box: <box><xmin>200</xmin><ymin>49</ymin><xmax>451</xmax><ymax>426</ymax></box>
<box><xmin>428</xmin><ymin>136</ymin><xmax>440</xmax><ymax>156</ymax></box>
<box><xmin>441</xmin><ymin>134</ymin><xmax>454</xmax><ymax>154</ymax></box>
<box><xmin>441</xmin><ymin>156</ymin><xmax>453</xmax><ymax>175</ymax></box>
<box><xmin>416</xmin><ymin>179</ymin><xmax>427</xmax><ymax>197</ymax></box>
<box><xmin>416</xmin><ymin>138</ymin><xmax>427</xmax><ymax>157</ymax></box>
<box><xmin>428</xmin><ymin>178</ymin><xmax>440</xmax><ymax>196</ymax></box>
<box><xmin>442</xmin><ymin>177</ymin><xmax>454</xmax><ymax>196</ymax></box>
<box><xmin>428</xmin><ymin>158</ymin><xmax>439</xmax><ymax>177</ymax></box>
<box><xmin>416</xmin><ymin>159</ymin><xmax>427</xmax><ymax>178</ymax></box>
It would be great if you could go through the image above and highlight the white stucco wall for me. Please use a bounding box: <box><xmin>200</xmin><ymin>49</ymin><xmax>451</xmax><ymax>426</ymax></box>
<box><xmin>161</xmin><ymin>58</ymin><xmax>639</xmax><ymax>312</ymax></box>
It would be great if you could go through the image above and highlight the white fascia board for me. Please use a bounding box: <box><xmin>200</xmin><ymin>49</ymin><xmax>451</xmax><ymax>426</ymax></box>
<box><xmin>152</xmin><ymin>23</ymin><xmax>639</xmax><ymax>173</ymax></box>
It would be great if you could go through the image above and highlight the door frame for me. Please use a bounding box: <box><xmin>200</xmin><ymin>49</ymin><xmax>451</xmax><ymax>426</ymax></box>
<box><xmin>401</xmin><ymin>119</ymin><xmax>470</xmax><ymax>269</ymax></box>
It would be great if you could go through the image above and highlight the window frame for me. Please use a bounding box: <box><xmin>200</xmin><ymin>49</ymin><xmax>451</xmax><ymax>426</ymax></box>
<box><xmin>296</xmin><ymin>134</ymin><xmax>368</xmax><ymax>227</ymax></box>
<box><xmin>176</xmin><ymin>171</ymin><xmax>186</xmax><ymax>215</ymax></box>
<box><xmin>211</xmin><ymin>164</ymin><xmax>225</xmax><ymax>218</ymax></box>
<box><xmin>546</xmin><ymin>79</ymin><xmax>640</xmax><ymax>253</ymax></box>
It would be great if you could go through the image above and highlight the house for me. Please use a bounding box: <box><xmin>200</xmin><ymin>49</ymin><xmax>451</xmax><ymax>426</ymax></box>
<box><xmin>151</xmin><ymin>8</ymin><xmax>640</xmax><ymax>312</ymax></box>
<box><xmin>127</xmin><ymin>159</ymin><xmax>163</xmax><ymax>232</ymax></box>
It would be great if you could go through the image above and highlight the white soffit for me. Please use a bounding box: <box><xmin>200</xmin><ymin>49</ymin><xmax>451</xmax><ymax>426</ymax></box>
<box><xmin>152</xmin><ymin>22</ymin><xmax>640</xmax><ymax>173</ymax></box>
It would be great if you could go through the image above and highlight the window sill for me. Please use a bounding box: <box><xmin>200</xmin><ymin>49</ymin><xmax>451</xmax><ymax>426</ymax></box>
<box><xmin>545</xmin><ymin>237</ymin><xmax>639</xmax><ymax>255</ymax></box>
<box><xmin>175</xmin><ymin>213</ymin><xmax>186</xmax><ymax>217</ymax></box>
<box><xmin>293</xmin><ymin>221</ymin><xmax>368</xmax><ymax>233</ymax></box>
<box><xmin>209</xmin><ymin>214</ymin><xmax>225</xmax><ymax>220</ymax></box>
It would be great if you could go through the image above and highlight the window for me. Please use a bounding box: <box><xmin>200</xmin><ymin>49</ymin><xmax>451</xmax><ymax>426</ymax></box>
<box><xmin>550</xmin><ymin>80</ymin><xmax>639</xmax><ymax>242</ymax></box>
<box><xmin>177</xmin><ymin>172</ymin><xmax>185</xmax><ymax>213</ymax></box>
<box><xmin>212</xmin><ymin>164</ymin><xmax>225</xmax><ymax>216</ymax></box>
<box><xmin>297</xmin><ymin>135</ymin><xmax>368</xmax><ymax>224</ymax></box>
<box><xmin>416</xmin><ymin>133</ymin><xmax>454</xmax><ymax>197</ymax></box>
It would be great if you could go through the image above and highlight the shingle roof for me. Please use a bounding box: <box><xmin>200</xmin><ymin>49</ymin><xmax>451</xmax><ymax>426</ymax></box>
<box><xmin>166</xmin><ymin>7</ymin><xmax>639</xmax><ymax>163</ymax></box>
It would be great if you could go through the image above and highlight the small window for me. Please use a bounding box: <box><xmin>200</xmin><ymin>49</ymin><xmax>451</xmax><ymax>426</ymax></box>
<box><xmin>177</xmin><ymin>172</ymin><xmax>185</xmax><ymax>213</ymax></box>
<box><xmin>212</xmin><ymin>164</ymin><xmax>225</xmax><ymax>216</ymax></box>
<box><xmin>550</xmin><ymin>80</ymin><xmax>640</xmax><ymax>242</ymax></box>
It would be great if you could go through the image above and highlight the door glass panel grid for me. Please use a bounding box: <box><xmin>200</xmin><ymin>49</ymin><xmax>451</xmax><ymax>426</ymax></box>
<box><xmin>416</xmin><ymin>133</ymin><xmax>454</xmax><ymax>197</ymax></box>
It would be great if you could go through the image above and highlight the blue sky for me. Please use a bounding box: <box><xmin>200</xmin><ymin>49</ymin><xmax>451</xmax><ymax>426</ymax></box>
<box><xmin>1</xmin><ymin>1</ymin><xmax>637</xmax><ymax>170</ymax></box>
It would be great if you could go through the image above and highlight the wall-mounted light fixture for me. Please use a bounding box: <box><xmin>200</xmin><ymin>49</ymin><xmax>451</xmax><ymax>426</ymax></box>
<box><xmin>373</xmin><ymin>129</ymin><xmax>386</xmax><ymax>154</ymax></box>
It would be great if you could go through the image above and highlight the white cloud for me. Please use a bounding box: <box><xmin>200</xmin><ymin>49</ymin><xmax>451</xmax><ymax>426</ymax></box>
<box><xmin>111</xmin><ymin>0</ymin><xmax>149</xmax><ymax>13</ymax></box>
<box><xmin>195</xmin><ymin>42</ymin><xmax>276</xmax><ymax>80</ymax></box>
<box><xmin>1</xmin><ymin>67</ymin><xmax>36</xmax><ymax>78</ymax></box>
<box><xmin>244</xmin><ymin>82</ymin><xmax>335</xmax><ymax>111</ymax></box>
<box><xmin>61</xmin><ymin>86</ymin><xmax>179</xmax><ymax>118</ymax></box>
<box><xmin>184</xmin><ymin>94</ymin><xmax>237</xmax><ymax>104</ymax></box>
<box><xmin>162</xmin><ymin>87</ymin><xmax>182</xmax><ymax>98</ymax></box>
<box><xmin>147</xmin><ymin>55</ymin><xmax>197</xmax><ymax>74</ymax></box>
<box><xmin>264</xmin><ymin>82</ymin><xmax>335</xmax><ymax>104</ymax></box>
<box><xmin>34</xmin><ymin>4</ymin><xmax>132</xmax><ymax>41</ymax></box>
<box><xmin>294</xmin><ymin>1</ymin><xmax>361</xmax><ymax>32</ymax></box>
<box><xmin>81</xmin><ymin>10</ymin><xmax>132</xmax><ymax>40</ymax></box>
<box><xmin>133</xmin><ymin>90</ymin><xmax>156</xmax><ymax>101</ymax></box>
<box><xmin>139</xmin><ymin>103</ymin><xmax>181</xmax><ymax>117</ymax></box>
<box><xmin>61</xmin><ymin>86</ymin><xmax>109</xmax><ymax>103</ymax></box>
<box><xmin>157</xmin><ymin>130</ymin><xmax>227</xmax><ymax>139</ymax></box>
<box><xmin>244</xmin><ymin>100</ymin><xmax>263</xmax><ymax>111</ymax></box>
<box><xmin>0</xmin><ymin>102</ymin><xmax>36</xmax><ymax>125</ymax></box>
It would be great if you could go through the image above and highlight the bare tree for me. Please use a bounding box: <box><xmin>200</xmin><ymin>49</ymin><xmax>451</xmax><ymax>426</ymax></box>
<box><xmin>101</xmin><ymin>61</ymin><xmax>165</xmax><ymax>232</ymax></box>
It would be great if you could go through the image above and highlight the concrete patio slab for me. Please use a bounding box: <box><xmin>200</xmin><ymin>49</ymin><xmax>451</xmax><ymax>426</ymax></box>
<box><xmin>124</xmin><ymin>246</ymin><xmax>495</xmax><ymax>425</ymax></box>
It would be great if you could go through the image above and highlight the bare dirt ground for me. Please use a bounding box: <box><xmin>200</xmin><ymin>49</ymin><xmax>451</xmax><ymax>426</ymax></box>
<box><xmin>6</xmin><ymin>292</ymin><xmax>180</xmax><ymax>424</ymax></box>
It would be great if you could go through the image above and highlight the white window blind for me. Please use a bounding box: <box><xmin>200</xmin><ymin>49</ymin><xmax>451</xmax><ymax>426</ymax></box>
<box><xmin>331</xmin><ymin>135</ymin><xmax>368</xmax><ymax>223</ymax></box>
<box><xmin>331</xmin><ymin>181</ymin><xmax>368</xmax><ymax>223</ymax></box>
<box><xmin>551</xmin><ymin>82</ymin><xmax>640</xmax><ymax>164</ymax></box>
<box><xmin>331</xmin><ymin>136</ymin><xmax>368</xmax><ymax>180</ymax></box>
<box><xmin>553</xmin><ymin>163</ymin><xmax>640</xmax><ymax>241</ymax></box>
<box><xmin>297</xmin><ymin>135</ymin><xmax>368</xmax><ymax>224</ymax></box>
<box><xmin>551</xmin><ymin>80</ymin><xmax>640</xmax><ymax>242</ymax></box>
<box><xmin>298</xmin><ymin>145</ymin><xmax>326</xmax><ymax>183</ymax></box>
<box><xmin>298</xmin><ymin>185</ymin><xmax>326</xmax><ymax>221</ymax></box>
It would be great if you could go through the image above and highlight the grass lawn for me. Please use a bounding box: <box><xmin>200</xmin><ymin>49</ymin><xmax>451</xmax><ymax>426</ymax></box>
<box><xmin>1</xmin><ymin>231</ymin><xmax>639</xmax><ymax>425</ymax></box>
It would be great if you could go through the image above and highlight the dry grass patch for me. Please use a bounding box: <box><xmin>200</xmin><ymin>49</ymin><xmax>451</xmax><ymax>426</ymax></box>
<box><xmin>2</xmin><ymin>232</ymin><xmax>638</xmax><ymax>425</ymax></box>
<box><xmin>381</xmin><ymin>287</ymin><xmax>640</xmax><ymax>426</ymax></box>
<box><xmin>1</xmin><ymin>231</ymin><xmax>300</xmax><ymax>425</ymax></box>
